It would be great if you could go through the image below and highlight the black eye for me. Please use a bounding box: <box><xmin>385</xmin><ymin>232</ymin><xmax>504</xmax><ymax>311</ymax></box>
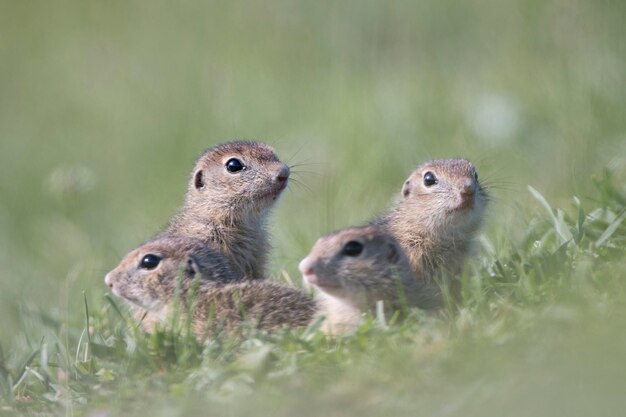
<box><xmin>341</xmin><ymin>241</ymin><xmax>363</xmax><ymax>257</ymax></box>
<box><xmin>226</xmin><ymin>158</ymin><xmax>245</xmax><ymax>173</ymax></box>
<box><xmin>423</xmin><ymin>171</ymin><xmax>437</xmax><ymax>187</ymax></box>
<box><xmin>474</xmin><ymin>172</ymin><xmax>479</xmax><ymax>181</ymax></box>
<box><xmin>140</xmin><ymin>254</ymin><xmax>161</xmax><ymax>270</ymax></box>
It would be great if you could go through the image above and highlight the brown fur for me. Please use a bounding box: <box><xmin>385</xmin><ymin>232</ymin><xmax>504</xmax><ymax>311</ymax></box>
<box><xmin>105</xmin><ymin>237</ymin><xmax>316</xmax><ymax>340</ymax></box>
<box><xmin>162</xmin><ymin>141</ymin><xmax>289</xmax><ymax>280</ymax></box>
<box><xmin>373</xmin><ymin>159</ymin><xmax>488</xmax><ymax>303</ymax></box>
<box><xmin>188</xmin><ymin>281</ymin><xmax>316</xmax><ymax>338</ymax></box>
<box><xmin>299</xmin><ymin>226</ymin><xmax>440</xmax><ymax>334</ymax></box>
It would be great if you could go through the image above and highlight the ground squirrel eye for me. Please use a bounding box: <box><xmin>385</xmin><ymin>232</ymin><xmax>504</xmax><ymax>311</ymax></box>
<box><xmin>474</xmin><ymin>172</ymin><xmax>479</xmax><ymax>181</ymax></box>
<box><xmin>140</xmin><ymin>254</ymin><xmax>161</xmax><ymax>270</ymax></box>
<box><xmin>341</xmin><ymin>241</ymin><xmax>363</xmax><ymax>257</ymax></box>
<box><xmin>423</xmin><ymin>171</ymin><xmax>437</xmax><ymax>187</ymax></box>
<box><xmin>226</xmin><ymin>158</ymin><xmax>245</xmax><ymax>173</ymax></box>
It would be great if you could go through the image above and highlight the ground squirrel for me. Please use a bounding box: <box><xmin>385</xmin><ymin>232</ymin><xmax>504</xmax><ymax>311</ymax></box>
<box><xmin>163</xmin><ymin>141</ymin><xmax>289</xmax><ymax>280</ymax></box>
<box><xmin>299</xmin><ymin>226</ymin><xmax>440</xmax><ymax>334</ymax></box>
<box><xmin>374</xmin><ymin>158</ymin><xmax>488</xmax><ymax>303</ymax></box>
<box><xmin>105</xmin><ymin>237</ymin><xmax>316</xmax><ymax>339</ymax></box>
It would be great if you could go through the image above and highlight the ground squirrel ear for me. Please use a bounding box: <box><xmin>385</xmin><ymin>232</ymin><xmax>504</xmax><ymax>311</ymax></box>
<box><xmin>184</xmin><ymin>257</ymin><xmax>199</xmax><ymax>277</ymax></box>
<box><xmin>402</xmin><ymin>180</ymin><xmax>411</xmax><ymax>198</ymax></box>
<box><xmin>387</xmin><ymin>243</ymin><xmax>400</xmax><ymax>263</ymax></box>
<box><xmin>194</xmin><ymin>170</ymin><xmax>205</xmax><ymax>190</ymax></box>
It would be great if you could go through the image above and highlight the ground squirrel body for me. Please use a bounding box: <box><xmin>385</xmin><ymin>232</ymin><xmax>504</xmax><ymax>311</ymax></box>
<box><xmin>374</xmin><ymin>159</ymin><xmax>487</xmax><ymax>302</ymax></box>
<box><xmin>105</xmin><ymin>237</ymin><xmax>316</xmax><ymax>339</ymax></box>
<box><xmin>299</xmin><ymin>226</ymin><xmax>439</xmax><ymax>334</ymax></box>
<box><xmin>163</xmin><ymin>141</ymin><xmax>289</xmax><ymax>280</ymax></box>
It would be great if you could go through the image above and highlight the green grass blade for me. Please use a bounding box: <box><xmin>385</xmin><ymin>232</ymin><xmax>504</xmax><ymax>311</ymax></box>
<box><xmin>528</xmin><ymin>186</ymin><xmax>573</xmax><ymax>243</ymax></box>
<box><xmin>596</xmin><ymin>210</ymin><xmax>626</xmax><ymax>247</ymax></box>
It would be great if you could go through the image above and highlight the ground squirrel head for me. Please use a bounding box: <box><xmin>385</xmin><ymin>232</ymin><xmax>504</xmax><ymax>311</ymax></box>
<box><xmin>299</xmin><ymin>226</ymin><xmax>412</xmax><ymax>305</ymax></box>
<box><xmin>397</xmin><ymin>158</ymin><xmax>487</xmax><ymax>239</ymax></box>
<box><xmin>104</xmin><ymin>237</ymin><xmax>234</xmax><ymax>315</ymax></box>
<box><xmin>186</xmin><ymin>141</ymin><xmax>289</xmax><ymax>221</ymax></box>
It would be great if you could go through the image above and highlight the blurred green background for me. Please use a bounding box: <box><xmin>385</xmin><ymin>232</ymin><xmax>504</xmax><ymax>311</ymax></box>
<box><xmin>0</xmin><ymin>0</ymin><xmax>625</xmax><ymax>415</ymax></box>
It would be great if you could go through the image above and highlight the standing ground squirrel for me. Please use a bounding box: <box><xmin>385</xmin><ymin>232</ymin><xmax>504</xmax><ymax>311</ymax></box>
<box><xmin>163</xmin><ymin>140</ymin><xmax>290</xmax><ymax>280</ymax></box>
<box><xmin>105</xmin><ymin>237</ymin><xmax>316</xmax><ymax>339</ymax></box>
<box><xmin>374</xmin><ymin>159</ymin><xmax>488</xmax><ymax>303</ymax></box>
<box><xmin>299</xmin><ymin>226</ymin><xmax>440</xmax><ymax>334</ymax></box>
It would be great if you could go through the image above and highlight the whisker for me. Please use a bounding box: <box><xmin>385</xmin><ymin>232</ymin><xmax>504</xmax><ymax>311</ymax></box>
<box><xmin>481</xmin><ymin>181</ymin><xmax>520</xmax><ymax>189</ymax></box>
<box><xmin>480</xmin><ymin>176</ymin><xmax>521</xmax><ymax>185</ymax></box>
<box><xmin>289</xmin><ymin>178</ymin><xmax>315</xmax><ymax>195</ymax></box>
<box><xmin>482</xmin><ymin>184</ymin><xmax>520</xmax><ymax>191</ymax></box>
<box><xmin>483</xmin><ymin>186</ymin><xmax>519</xmax><ymax>193</ymax></box>
<box><xmin>480</xmin><ymin>175</ymin><xmax>518</xmax><ymax>183</ymax></box>
<box><xmin>288</xmin><ymin>161</ymin><xmax>323</xmax><ymax>169</ymax></box>
<box><xmin>480</xmin><ymin>177</ymin><xmax>520</xmax><ymax>186</ymax></box>
<box><xmin>284</xmin><ymin>144</ymin><xmax>307</xmax><ymax>165</ymax></box>
<box><xmin>470</xmin><ymin>150</ymin><xmax>514</xmax><ymax>168</ymax></box>
<box><xmin>289</xmin><ymin>176</ymin><xmax>311</xmax><ymax>187</ymax></box>
<box><xmin>414</xmin><ymin>190</ymin><xmax>450</xmax><ymax>196</ymax></box>
<box><xmin>290</xmin><ymin>169</ymin><xmax>323</xmax><ymax>177</ymax></box>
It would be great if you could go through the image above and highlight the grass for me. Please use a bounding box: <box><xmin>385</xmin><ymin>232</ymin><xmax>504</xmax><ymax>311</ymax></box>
<box><xmin>1</xmin><ymin>0</ymin><xmax>625</xmax><ymax>416</ymax></box>
<box><xmin>2</xmin><ymin>181</ymin><xmax>625</xmax><ymax>416</ymax></box>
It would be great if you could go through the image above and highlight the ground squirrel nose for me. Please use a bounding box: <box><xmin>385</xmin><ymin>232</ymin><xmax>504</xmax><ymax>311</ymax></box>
<box><xmin>104</xmin><ymin>273</ymin><xmax>113</xmax><ymax>288</ymax></box>
<box><xmin>459</xmin><ymin>183</ymin><xmax>476</xmax><ymax>209</ymax></box>
<box><xmin>276</xmin><ymin>165</ymin><xmax>290</xmax><ymax>183</ymax></box>
<box><xmin>460</xmin><ymin>182</ymin><xmax>475</xmax><ymax>197</ymax></box>
<box><xmin>298</xmin><ymin>258</ymin><xmax>315</xmax><ymax>276</ymax></box>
